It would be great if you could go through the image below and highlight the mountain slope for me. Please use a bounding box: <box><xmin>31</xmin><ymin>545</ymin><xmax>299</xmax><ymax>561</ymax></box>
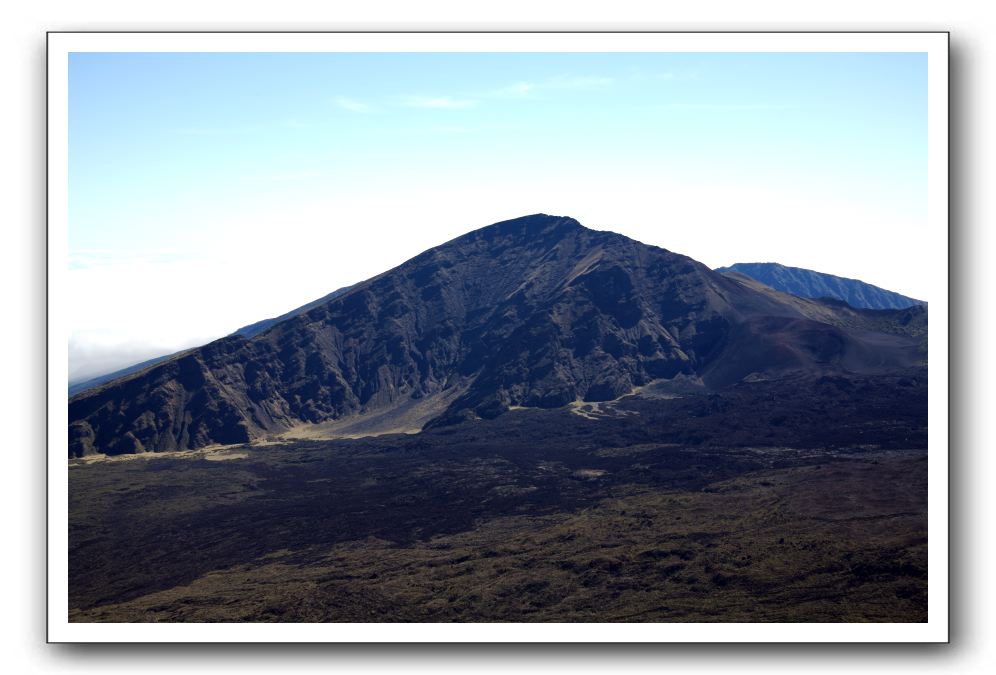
<box><xmin>67</xmin><ymin>286</ymin><xmax>355</xmax><ymax>398</ymax></box>
<box><xmin>68</xmin><ymin>214</ymin><xmax>924</xmax><ymax>456</ymax></box>
<box><xmin>715</xmin><ymin>262</ymin><xmax>923</xmax><ymax>310</ymax></box>
<box><xmin>230</xmin><ymin>285</ymin><xmax>353</xmax><ymax>339</ymax></box>
<box><xmin>68</xmin><ymin>352</ymin><xmax>183</xmax><ymax>399</ymax></box>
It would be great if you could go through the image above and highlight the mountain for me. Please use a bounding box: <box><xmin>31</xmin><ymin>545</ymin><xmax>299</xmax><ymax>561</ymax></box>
<box><xmin>715</xmin><ymin>262</ymin><xmax>923</xmax><ymax>310</ymax></box>
<box><xmin>229</xmin><ymin>285</ymin><xmax>353</xmax><ymax>339</ymax></box>
<box><xmin>68</xmin><ymin>352</ymin><xmax>181</xmax><ymax>399</ymax></box>
<box><xmin>67</xmin><ymin>286</ymin><xmax>355</xmax><ymax>398</ymax></box>
<box><xmin>68</xmin><ymin>214</ymin><xmax>925</xmax><ymax>457</ymax></box>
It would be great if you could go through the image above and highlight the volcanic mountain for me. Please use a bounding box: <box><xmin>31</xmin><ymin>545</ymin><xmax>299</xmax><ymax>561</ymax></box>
<box><xmin>715</xmin><ymin>262</ymin><xmax>924</xmax><ymax>310</ymax></box>
<box><xmin>68</xmin><ymin>214</ymin><xmax>926</xmax><ymax>457</ymax></box>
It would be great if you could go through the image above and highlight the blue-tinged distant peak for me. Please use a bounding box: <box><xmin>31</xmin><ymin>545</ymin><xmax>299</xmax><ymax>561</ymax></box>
<box><xmin>715</xmin><ymin>262</ymin><xmax>924</xmax><ymax>310</ymax></box>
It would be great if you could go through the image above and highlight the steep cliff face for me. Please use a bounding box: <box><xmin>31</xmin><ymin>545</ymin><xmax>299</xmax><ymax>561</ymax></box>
<box><xmin>68</xmin><ymin>214</ymin><xmax>924</xmax><ymax>456</ymax></box>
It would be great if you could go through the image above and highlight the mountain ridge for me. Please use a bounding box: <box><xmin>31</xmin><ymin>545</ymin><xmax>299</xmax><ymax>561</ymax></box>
<box><xmin>68</xmin><ymin>214</ymin><xmax>925</xmax><ymax>456</ymax></box>
<box><xmin>67</xmin><ymin>285</ymin><xmax>355</xmax><ymax>398</ymax></box>
<box><xmin>715</xmin><ymin>262</ymin><xmax>923</xmax><ymax>310</ymax></box>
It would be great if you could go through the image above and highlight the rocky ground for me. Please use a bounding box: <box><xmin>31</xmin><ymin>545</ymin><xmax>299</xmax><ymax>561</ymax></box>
<box><xmin>68</xmin><ymin>370</ymin><xmax>928</xmax><ymax>623</ymax></box>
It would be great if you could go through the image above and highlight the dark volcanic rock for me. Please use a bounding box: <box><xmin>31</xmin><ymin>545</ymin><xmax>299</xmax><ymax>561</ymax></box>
<box><xmin>68</xmin><ymin>214</ymin><xmax>925</xmax><ymax>456</ymax></box>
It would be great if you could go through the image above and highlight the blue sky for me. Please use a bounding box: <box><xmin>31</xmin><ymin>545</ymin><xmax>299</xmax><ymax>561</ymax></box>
<box><xmin>68</xmin><ymin>51</ymin><xmax>927</xmax><ymax>381</ymax></box>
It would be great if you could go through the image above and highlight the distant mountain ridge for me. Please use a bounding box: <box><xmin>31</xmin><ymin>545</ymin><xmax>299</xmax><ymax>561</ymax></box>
<box><xmin>229</xmin><ymin>285</ymin><xmax>353</xmax><ymax>340</ymax></box>
<box><xmin>68</xmin><ymin>352</ymin><xmax>186</xmax><ymax>399</ymax></box>
<box><xmin>69</xmin><ymin>214</ymin><xmax>926</xmax><ymax>456</ymax></box>
<box><xmin>715</xmin><ymin>262</ymin><xmax>923</xmax><ymax>310</ymax></box>
<box><xmin>67</xmin><ymin>286</ymin><xmax>354</xmax><ymax>398</ymax></box>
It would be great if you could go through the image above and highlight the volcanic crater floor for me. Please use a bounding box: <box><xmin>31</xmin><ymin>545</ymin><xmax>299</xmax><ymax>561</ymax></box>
<box><xmin>68</xmin><ymin>372</ymin><xmax>928</xmax><ymax>623</ymax></box>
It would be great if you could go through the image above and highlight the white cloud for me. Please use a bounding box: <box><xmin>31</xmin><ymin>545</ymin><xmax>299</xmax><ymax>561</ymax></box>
<box><xmin>66</xmin><ymin>257</ymin><xmax>234</xmax><ymax>382</ymax></box>
<box><xmin>67</xmin><ymin>249</ymin><xmax>202</xmax><ymax>271</ymax></box>
<box><xmin>68</xmin><ymin>333</ymin><xmax>202</xmax><ymax>384</ymax></box>
<box><xmin>396</xmin><ymin>75</ymin><xmax>612</xmax><ymax>114</ymax></box>
<box><xmin>334</xmin><ymin>96</ymin><xmax>374</xmax><ymax>113</ymax></box>
<box><xmin>659</xmin><ymin>102</ymin><xmax>791</xmax><ymax>111</ymax></box>
<box><xmin>489</xmin><ymin>81</ymin><xmax>537</xmax><ymax>98</ymax></box>
<box><xmin>401</xmin><ymin>95</ymin><xmax>478</xmax><ymax>109</ymax></box>
<box><xmin>481</xmin><ymin>75</ymin><xmax>612</xmax><ymax>102</ymax></box>
<box><xmin>627</xmin><ymin>70</ymin><xmax>691</xmax><ymax>83</ymax></box>
<box><xmin>547</xmin><ymin>75</ymin><xmax>613</xmax><ymax>89</ymax></box>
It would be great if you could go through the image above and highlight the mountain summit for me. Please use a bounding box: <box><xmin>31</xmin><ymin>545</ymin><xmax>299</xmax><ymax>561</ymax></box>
<box><xmin>68</xmin><ymin>214</ymin><xmax>924</xmax><ymax>456</ymax></box>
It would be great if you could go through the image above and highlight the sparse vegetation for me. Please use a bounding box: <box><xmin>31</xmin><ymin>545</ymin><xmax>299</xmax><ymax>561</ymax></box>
<box><xmin>69</xmin><ymin>371</ymin><xmax>927</xmax><ymax>623</ymax></box>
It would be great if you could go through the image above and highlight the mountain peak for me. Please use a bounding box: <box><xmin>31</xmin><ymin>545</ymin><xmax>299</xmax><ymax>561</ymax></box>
<box><xmin>715</xmin><ymin>262</ymin><xmax>924</xmax><ymax>310</ymax></box>
<box><xmin>467</xmin><ymin>213</ymin><xmax>584</xmax><ymax>240</ymax></box>
<box><xmin>68</xmin><ymin>214</ymin><xmax>925</xmax><ymax>456</ymax></box>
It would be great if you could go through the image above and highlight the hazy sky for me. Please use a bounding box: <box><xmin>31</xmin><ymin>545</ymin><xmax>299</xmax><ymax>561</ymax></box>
<box><xmin>68</xmin><ymin>51</ymin><xmax>928</xmax><ymax>382</ymax></box>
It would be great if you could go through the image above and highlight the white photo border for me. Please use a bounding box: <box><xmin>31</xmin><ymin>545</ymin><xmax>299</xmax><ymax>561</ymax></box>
<box><xmin>47</xmin><ymin>31</ymin><xmax>949</xmax><ymax>643</ymax></box>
